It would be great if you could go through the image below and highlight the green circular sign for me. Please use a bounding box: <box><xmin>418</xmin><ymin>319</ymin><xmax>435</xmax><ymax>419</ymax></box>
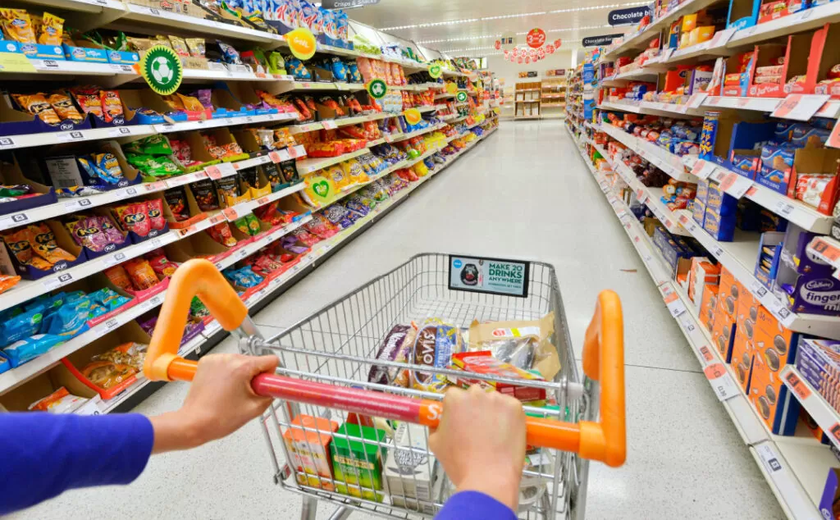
<box><xmin>140</xmin><ymin>45</ymin><xmax>183</xmax><ymax>96</ymax></box>
<box><xmin>429</xmin><ymin>64</ymin><xmax>442</xmax><ymax>79</ymax></box>
<box><xmin>367</xmin><ymin>79</ymin><xmax>388</xmax><ymax>100</ymax></box>
<box><xmin>456</xmin><ymin>91</ymin><xmax>468</xmax><ymax>103</ymax></box>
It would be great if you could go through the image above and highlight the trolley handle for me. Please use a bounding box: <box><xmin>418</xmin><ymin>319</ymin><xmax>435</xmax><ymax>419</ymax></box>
<box><xmin>144</xmin><ymin>260</ymin><xmax>626</xmax><ymax>466</ymax></box>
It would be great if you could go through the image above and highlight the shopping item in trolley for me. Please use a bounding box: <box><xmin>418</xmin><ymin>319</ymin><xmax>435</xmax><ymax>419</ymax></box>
<box><xmin>144</xmin><ymin>253</ymin><xmax>626</xmax><ymax>520</ymax></box>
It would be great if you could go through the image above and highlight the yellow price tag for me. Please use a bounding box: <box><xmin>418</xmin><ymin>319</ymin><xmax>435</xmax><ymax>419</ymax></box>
<box><xmin>0</xmin><ymin>52</ymin><xmax>36</xmax><ymax>73</ymax></box>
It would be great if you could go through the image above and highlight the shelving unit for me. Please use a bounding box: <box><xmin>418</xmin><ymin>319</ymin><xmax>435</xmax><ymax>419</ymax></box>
<box><xmin>0</xmin><ymin>0</ymin><xmax>501</xmax><ymax>421</ymax></box>
<box><xmin>567</xmin><ymin>124</ymin><xmax>831</xmax><ymax>520</ymax></box>
<box><xmin>540</xmin><ymin>77</ymin><xmax>567</xmax><ymax>120</ymax></box>
<box><xmin>515</xmin><ymin>81</ymin><xmax>542</xmax><ymax>119</ymax></box>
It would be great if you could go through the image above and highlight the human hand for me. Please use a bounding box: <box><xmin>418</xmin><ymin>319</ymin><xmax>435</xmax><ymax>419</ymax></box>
<box><xmin>428</xmin><ymin>385</ymin><xmax>526</xmax><ymax>511</ymax></box>
<box><xmin>151</xmin><ymin>353</ymin><xmax>278</xmax><ymax>453</ymax></box>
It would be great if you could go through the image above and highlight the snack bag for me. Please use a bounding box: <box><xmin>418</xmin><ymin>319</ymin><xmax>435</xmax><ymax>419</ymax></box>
<box><xmin>105</xmin><ymin>265</ymin><xmax>133</xmax><ymax>291</ymax></box>
<box><xmin>467</xmin><ymin>313</ymin><xmax>560</xmax><ymax>380</ymax></box>
<box><xmin>82</xmin><ymin>360</ymin><xmax>136</xmax><ymax>390</ymax></box>
<box><xmin>124</xmin><ymin>257</ymin><xmax>159</xmax><ymax>290</ymax></box>
<box><xmin>207</xmin><ymin>221</ymin><xmax>237</xmax><ymax>247</ymax></box>
<box><xmin>47</xmin><ymin>92</ymin><xmax>83</xmax><ymax>123</ymax></box>
<box><xmin>191</xmin><ymin>180</ymin><xmax>220</xmax><ymax>211</ymax></box>
<box><xmin>13</xmin><ymin>93</ymin><xmax>60</xmax><ymax>125</ymax></box>
<box><xmin>92</xmin><ymin>342</ymin><xmax>147</xmax><ymax>371</ymax></box>
<box><xmin>215</xmin><ymin>177</ymin><xmax>240</xmax><ymax>207</ymax></box>
<box><xmin>28</xmin><ymin>387</ymin><xmax>87</xmax><ymax>414</ymax></box>
<box><xmin>147</xmin><ymin>254</ymin><xmax>179</xmax><ymax>278</ymax></box>
<box><xmin>146</xmin><ymin>198</ymin><xmax>166</xmax><ymax>230</ymax></box>
<box><xmin>100</xmin><ymin>90</ymin><xmax>123</xmax><ymax>123</ymax></box>
<box><xmin>0</xmin><ymin>9</ymin><xmax>36</xmax><ymax>43</ymax></box>
<box><xmin>69</xmin><ymin>86</ymin><xmax>103</xmax><ymax>118</ymax></box>
<box><xmin>88</xmin><ymin>287</ymin><xmax>131</xmax><ymax>312</ymax></box>
<box><xmin>27</xmin><ymin>224</ymin><xmax>75</xmax><ymax>264</ymax></box>
<box><xmin>165</xmin><ymin>187</ymin><xmax>190</xmax><ymax>221</ymax></box>
<box><xmin>112</xmin><ymin>202</ymin><xmax>152</xmax><ymax>236</ymax></box>
<box><xmin>234</xmin><ymin>213</ymin><xmax>260</xmax><ymax>236</ymax></box>
<box><xmin>368</xmin><ymin>324</ymin><xmax>417</xmax><ymax>387</ymax></box>
<box><xmin>325</xmin><ymin>164</ymin><xmax>349</xmax><ymax>190</ymax></box>
<box><xmin>341</xmin><ymin>159</ymin><xmax>368</xmax><ymax>185</ymax></box>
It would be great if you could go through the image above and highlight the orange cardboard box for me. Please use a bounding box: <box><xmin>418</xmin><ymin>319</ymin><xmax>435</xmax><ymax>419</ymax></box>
<box><xmin>736</xmin><ymin>291</ymin><xmax>760</xmax><ymax>342</ymax></box>
<box><xmin>730</xmin><ymin>329</ymin><xmax>754</xmax><ymax>392</ymax></box>
<box><xmin>749</xmin><ymin>347</ymin><xmax>801</xmax><ymax>435</ymax></box>
<box><xmin>699</xmin><ymin>285</ymin><xmax>719</xmax><ymax>333</ymax></box>
<box><xmin>717</xmin><ymin>267</ymin><xmax>739</xmax><ymax>318</ymax></box>
<box><xmin>688</xmin><ymin>257</ymin><xmax>720</xmax><ymax>311</ymax></box>
<box><xmin>283</xmin><ymin>415</ymin><xmax>339</xmax><ymax>490</ymax></box>
<box><xmin>712</xmin><ymin>302</ymin><xmax>736</xmax><ymax>362</ymax></box>
<box><xmin>753</xmin><ymin>308</ymin><xmax>798</xmax><ymax>375</ymax></box>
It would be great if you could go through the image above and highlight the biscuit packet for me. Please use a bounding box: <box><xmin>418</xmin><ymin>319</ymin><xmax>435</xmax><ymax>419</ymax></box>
<box><xmin>467</xmin><ymin>312</ymin><xmax>560</xmax><ymax>380</ymax></box>
<box><xmin>38</xmin><ymin>12</ymin><xmax>63</xmax><ymax>45</ymax></box>
<box><xmin>0</xmin><ymin>9</ymin><xmax>36</xmax><ymax>43</ymax></box>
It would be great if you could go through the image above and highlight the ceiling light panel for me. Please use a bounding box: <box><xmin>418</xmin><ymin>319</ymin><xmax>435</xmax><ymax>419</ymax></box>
<box><xmin>417</xmin><ymin>24</ymin><xmax>616</xmax><ymax>45</ymax></box>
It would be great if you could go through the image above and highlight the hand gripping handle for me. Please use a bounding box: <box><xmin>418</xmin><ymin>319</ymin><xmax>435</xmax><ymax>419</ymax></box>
<box><xmin>144</xmin><ymin>259</ymin><xmax>248</xmax><ymax>382</ymax></box>
<box><xmin>144</xmin><ymin>261</ymin><xmax>626</xmax><ymax>464</ymax></box>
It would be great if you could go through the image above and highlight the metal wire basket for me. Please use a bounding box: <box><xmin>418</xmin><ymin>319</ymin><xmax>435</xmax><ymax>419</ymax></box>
<box><xmin>142</xmin><ymin>254</ymin><xmax>625</xmax><ymax>520</ymax></box>
<box><xmin>252</xmin><ymin>254</ymin><xmax>594</xmax><ymax>520</ymax></box>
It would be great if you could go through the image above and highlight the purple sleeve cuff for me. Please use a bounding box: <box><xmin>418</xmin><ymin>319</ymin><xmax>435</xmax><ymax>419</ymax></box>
<box><xmin>0</xmin><ymin>413</ymin><xmax>154</xmax><ymax>514</ymax></box>
<box><xmin>435</xmin><ymin>491</ymin><xmax>517</xmax><ymax>520</ymax></box>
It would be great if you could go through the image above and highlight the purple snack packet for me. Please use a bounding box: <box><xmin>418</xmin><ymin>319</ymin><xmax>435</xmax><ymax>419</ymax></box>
<box><xmin>98</xmin><ymin>215</ymin><xmax>126</xmax><ymax>244</ymax></box>
<box><xmin>368</xmin><ymin>324</ymin><xmax>411</xmax><ymax>386</ymax></box>
<box><xmin>281</xmin><ymin>235</ymin><xmax>309</xmax><ymax>254</ymax></box>
<box><xmin>194</xmin><ymin>89</ymin><xmax>213</xmax><ymax>109</ymax></box>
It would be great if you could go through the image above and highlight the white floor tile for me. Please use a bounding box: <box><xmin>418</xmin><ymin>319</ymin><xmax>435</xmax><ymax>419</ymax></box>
<box><xmin>9</xmin><ymin>121</ymin><xmax>783</xmax><ymax>520</ymax></box>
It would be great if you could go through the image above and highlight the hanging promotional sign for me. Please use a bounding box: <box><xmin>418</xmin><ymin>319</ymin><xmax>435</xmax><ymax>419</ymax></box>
<box><xmin>140</xmin><ymin>45</ymin><xmax>183</xmax><ymax>96</ymax></box>
<box><xmin>366</xmin><ymin>78</ymin><xmax>388</xmax><ymax>99</ymax></box>
<box><xmin>608</xmin><ymin>5</ymin><xmax>651</xmax><ymax>26</ymax></box>
<box><xmin>322</xmin><ymin>0</ymin><xmax>380</xmax><ymax>8</ymax></box>
<box><xmin>500</xmin><ymin>31</ymin><xmax>517</xmax><ymax>50</ymax></box>
<box><xmin>456</xmin><ymin>91</ymin><xmax>468</xmax><ymax>103</ymax></box>
<box><xmin>446</xmin><ymin>82</ymin><xmax>458</xmax><ymax>95</ymax></box>
<box><xmin>428</xmin><ymin>64</ymin><xmax>442</xmax><ymax>79</ymax></box>
<box><xmin>582</xmin><ymin>34</ymin><xmax>624</xmax><ymax>47</ymax></box>
<box><xmin>545</xmin><ymin>44</ymin><xmax>556</xmax><ymax>54</ymax></box>
<box><xmin>554</xmin><ymin>39</ymin><xmax>562</xmax><ymax>48</ymax></box>
<box><xmin>286</xmin><ymin>27</ymin><xmax>317</xmax><ymax>60</ymax></box>
<box><xmin>404</xmin><ymin>108</ymin><xmax>422</xmax><ymax>125</ymax></box>
<box><xmin>526</xmin><ymin>28</ymin><xmax>546</xmax><ymax>49</ymax></box>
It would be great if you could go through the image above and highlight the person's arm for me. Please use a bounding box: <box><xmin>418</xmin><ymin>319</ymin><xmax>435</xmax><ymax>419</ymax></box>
<box><xmin>430</xmin><ymin>385</ymin><xmax>526</xmax><ymax>519</ymax></box>
<box><xmin>0</xmin><ymin>353</ymin><xmax>277</xmax><ymax>515</ymax></box>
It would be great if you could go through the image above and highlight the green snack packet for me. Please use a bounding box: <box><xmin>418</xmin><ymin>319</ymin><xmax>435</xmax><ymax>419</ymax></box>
<box><xmin>139</xmin><ymin>134</ymin><xmax>172</xmax><ymax>155</ymax></box>
<box><xmin>234</xmin><ymin>214</ymin><xmax>260</xmax><ymax>236</ymax></box>
<box><xmin>330</xmin><ymin>423</ymin><xmax>387</xmax><ymax>502</ymax></box>
<box><xmin>268</xmin><ymin>51</ymin><xmax>286</xmax><ymax>75</ymax></box>
<box><xmin>147</xmin><ymin>156</ymin><xmax>181</xmax><ymax>176</ymax></box>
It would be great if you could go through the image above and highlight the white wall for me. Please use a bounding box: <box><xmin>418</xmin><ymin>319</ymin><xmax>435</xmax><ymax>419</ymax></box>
<box><xmin>487</xmin><ymin>50</ymin><xmax>573</xmax><ymax>90</ymax></box>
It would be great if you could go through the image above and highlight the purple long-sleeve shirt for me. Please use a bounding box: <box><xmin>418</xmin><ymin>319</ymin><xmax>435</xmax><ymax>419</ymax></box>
<box><xmin>0</xmin><ymin>414</ymin><xmax>515</xmax><ymax>519</ymax></box>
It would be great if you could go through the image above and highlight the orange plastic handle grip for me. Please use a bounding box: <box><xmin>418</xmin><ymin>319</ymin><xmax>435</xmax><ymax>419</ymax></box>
<box><xmin>144</xmin><ymin>259</ymin><xmax>248</xmax><ymax>382</ymax></box>
<box><xmin>580</xmin><ymin>290</ymin><xmax>626</xmax><ymax>467</ymax></box>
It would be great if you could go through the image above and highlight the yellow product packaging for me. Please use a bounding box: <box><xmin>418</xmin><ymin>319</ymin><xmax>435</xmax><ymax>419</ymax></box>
<box><xmin>467</xmin><ymin>312</ymin><xmax>561</xmax><ymax>380</ymax></box>
<box><xmin>325</xmin><ymin>164</ymin><xmax>349</xmax><ymax>190</ymax></box>
<box><xmin>340</xmin><ymin>159</ymin><xmax>368</xmax><ymax>186</ymax></box>
<box><xmin>301</xmin><ymin>174</ymin><xmax>337</xmax><ymax>206</ymax></box>
<box><xmin>176</xmin><ymin>93</ymin><xmax>205</xmax><ymax>112</ymax></box>
<box><xmin>1</xmin><ymin>9</ymin><xmax>36</xmax><ymax>43</ymax></box>
<box><xmin>37</xmin><ymin>12</ymin><xmax>63</xmax><ymax>45</ymax></box>
<box><xmin>412</xmin><ymin>162</ymin><xmax>429</xmax><ymax>178</ymax></box>
<box><xmin>168</xmin><ymin>35</ymin><xmax>190</xmax><ymax>57</ymax></box>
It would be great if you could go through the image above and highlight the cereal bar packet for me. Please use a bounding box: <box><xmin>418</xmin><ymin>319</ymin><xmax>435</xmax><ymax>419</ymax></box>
<box><xmin>0</xmin><ymin>9</ymin><xmax>35</xmax><ymax>43</ymax></box>
<box><xmin>38</xmin><ymin>12</ymin><xmax>63</xmax><ymax>45</ymax></box>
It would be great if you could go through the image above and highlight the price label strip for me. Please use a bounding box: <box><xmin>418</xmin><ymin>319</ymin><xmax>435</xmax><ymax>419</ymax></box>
<box><xmin>703</xmin><ymin>363</ymin><xmax>740</xmax><ymax>401</ymax></box>
<box><xmin>771</xmin><ymin>94</ymin><xmax>831</xmax><ymax>121</ymax></box>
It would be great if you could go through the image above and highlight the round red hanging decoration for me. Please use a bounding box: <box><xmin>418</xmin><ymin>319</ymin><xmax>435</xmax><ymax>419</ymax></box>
<box><xmin>554</xmin><ymin>39</ymin><xmax>562</xmax><ymax>48</ymax></box>
<box><xmin>517</xmin><ymin>56</ymin><xmax>523</xmax><ymax>64</ymax></box>
<box><xmin>494</xmin><ymin>40</ymin><xmax>501</xmax><ymax>50</ymax></box>
<box><xmin>538</xmin><ymin>48</ymin><xmax>546</xmax><ymax>59</ymax></box>
<box><xmin>546</xmin><ymin>44</ymin><xmax>555</xmax><ymax>54</ymax></box>
<box><xmin>526</xmin><ymin>28</ymin><xmax>546</xmax><ymax>48</ymax></box>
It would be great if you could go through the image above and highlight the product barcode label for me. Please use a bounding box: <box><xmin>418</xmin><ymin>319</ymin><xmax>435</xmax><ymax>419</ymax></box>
<box><xmin>774</xmin><ymin>200</ymin><xmax>794</xmax><ymax>216</ymax></box>
<box><xmin>704</xmin><ymin>363</ymin><xmax>739</xmax><ymax>401</ymax></box>
<box><xmin>104</xmin><ymin>318</ymin><xmax>120</xmax><ymax>332</ymax></box>
<box><xmin>43</xmin><ymin>272</ymin><xmax>74</xmax><ymax>290</ymax></box>
<box><xmin>108</xmin><ymin>126</ymin><xmax>133</xmax><ymax>137</ymax></box>
<box><xmin>56</xmin><ymin>131</ymin><xmax>85</xmax><ymax>143</ymax></box>
<box><xmin>104</xmin><ymin>251</ymin><xmax>127</xmax><ymax>267</ymax></box>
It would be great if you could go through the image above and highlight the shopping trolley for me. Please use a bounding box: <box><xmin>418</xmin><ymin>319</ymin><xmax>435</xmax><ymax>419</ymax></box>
<box><xmin>144</xmin><ymin>254</ymin><xmax>625</xmax><ymax>520</ymax></box>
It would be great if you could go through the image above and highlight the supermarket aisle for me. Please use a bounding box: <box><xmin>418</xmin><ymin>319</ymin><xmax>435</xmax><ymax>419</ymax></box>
<box><xmin>11</xmin><ymin>121</ymin><xmax>783</xmax><ymax>520</ymax></box>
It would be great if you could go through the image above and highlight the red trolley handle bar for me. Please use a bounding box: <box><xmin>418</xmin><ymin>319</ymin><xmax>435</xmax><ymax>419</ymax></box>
<box><xmin>166</xmin><ymin>359</ymin><xmax>581</xmax><ymax>453</ymax></box>
<box><xmin>146</xmin><ymin>260</ymin><xmax>625</xmax><ymax>466</ymax></box>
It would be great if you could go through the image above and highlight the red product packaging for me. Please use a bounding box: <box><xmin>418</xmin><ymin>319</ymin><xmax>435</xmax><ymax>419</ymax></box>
<box><xmin>449</xmin><ymin>351</ymin><xmax>546</xmax><ymax>402</ymax></box>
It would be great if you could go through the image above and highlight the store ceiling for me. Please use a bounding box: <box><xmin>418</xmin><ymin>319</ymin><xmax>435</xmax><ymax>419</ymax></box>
<box><xmin>348</xmin><ymin>0</ymin><xmax>643</xmax><ymax>55</ymax></box>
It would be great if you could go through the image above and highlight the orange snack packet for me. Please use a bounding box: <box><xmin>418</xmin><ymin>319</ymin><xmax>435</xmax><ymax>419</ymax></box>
<box><xmin>48</xmin><ymin>92</ymin><xmax>84</xmax><ymax>123</ymax></box>
<box><xmin>27</xmin><ymin>223</ymin><xmax>76</xmax><ymax>264</ymax></box>
<box><xmin>105</xmin><ymin>265</ymin><xmax>133</xmax><ymax>291</ymax></box>
<box><xmin>13</xmin><ymin>93</ymin><xmax>61</xmax><ymax>125</ymax></box>
<box><xmin>0</xmin><ymin>273</ymin><xmax>21</xmax><ymax>295</ymax></box>
<box><xmin>123</xmin><ymin>257</ymin><xmax>159</xmax><ymax>290</ymax></box>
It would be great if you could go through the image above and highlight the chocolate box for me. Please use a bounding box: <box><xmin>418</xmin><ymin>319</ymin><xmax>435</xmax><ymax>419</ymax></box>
<box><xmin>774</xmin><ymin>223</ymin><xmax>840</xmax><ymax>315</ymax></box>
<box><xmin>730</xmin><ymin>328</ymin><xmax>755</xmax><ymax>392</ymax></box>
